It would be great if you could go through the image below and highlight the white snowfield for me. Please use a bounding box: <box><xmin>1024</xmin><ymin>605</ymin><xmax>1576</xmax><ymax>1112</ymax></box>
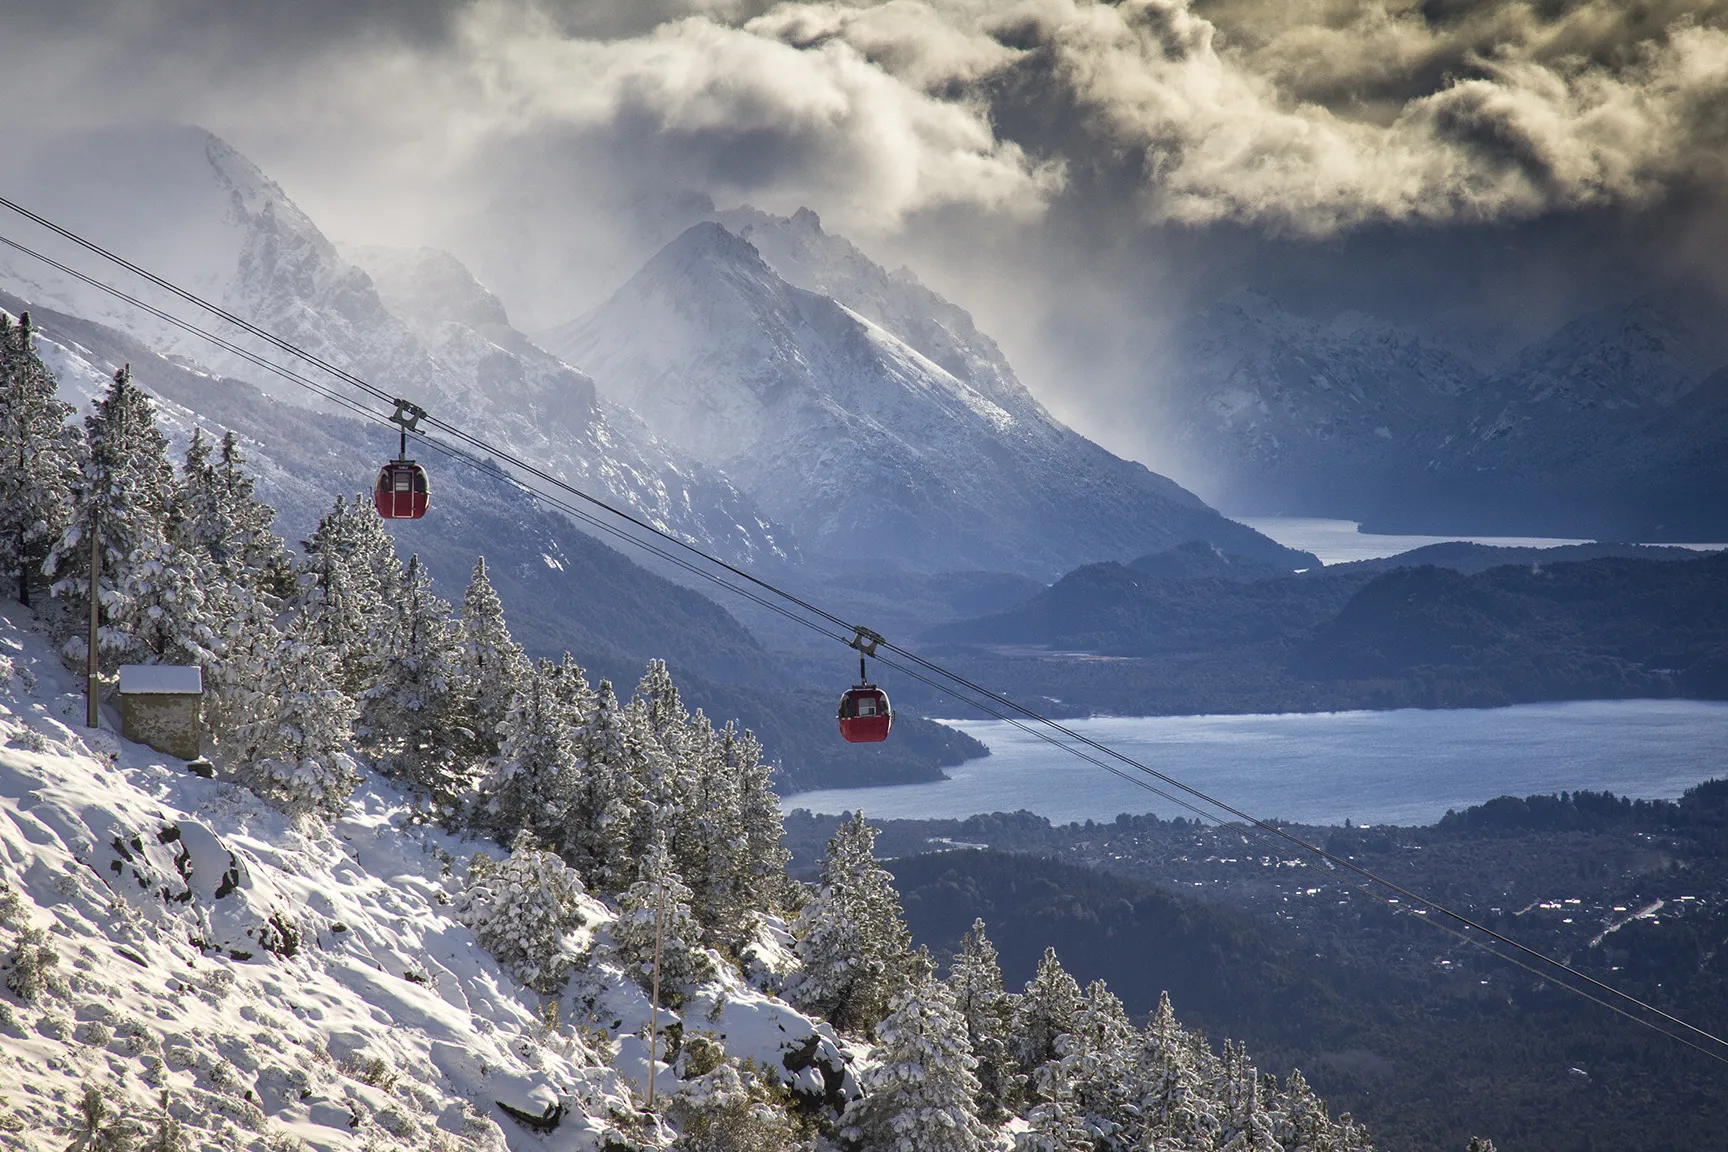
<box><xmin>0</xmin><ymin>602</ymin><xmax>856</xmax><ymax>1150</ymax></box>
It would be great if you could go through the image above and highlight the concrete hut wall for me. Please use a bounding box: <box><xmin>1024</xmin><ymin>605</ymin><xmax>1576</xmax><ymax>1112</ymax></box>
<box><xmin>120</xmin><ymin>693</ymin><xmax>202</xmax><ymax>760</ymax></box>
<box><xmin>116</xmin><ymin>665</ymin><xmax>204</xmax><ymax>761</ymax></box>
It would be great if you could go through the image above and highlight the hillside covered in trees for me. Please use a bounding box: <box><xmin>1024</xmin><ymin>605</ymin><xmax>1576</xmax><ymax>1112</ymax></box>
<box><xmin>0</xmin><ymin>313</ymin><xmax>1411</xmax><ymax>1150</ymax></box>
<box><xmin>915</xmin><ymin>543</ymin><xmax>1728</xmax><ymax>718</ymax></box>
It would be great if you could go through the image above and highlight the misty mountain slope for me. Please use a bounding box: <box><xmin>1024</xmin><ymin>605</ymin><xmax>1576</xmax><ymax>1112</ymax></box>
<box><xmin>1375</xmin><ymin>293</ymin><xmax>1728</xmax><ymax>537</ymax></box>
<box><xmin>6</xmin><ymin>294</ymin><xmax>980</xmax><ymax>790</ymax></box>
<box><xmin>547</xmin><ymin>223</ymin><xmax>1311</xmax><ymax>578</ymax></box>
<box><xmin>1159</xmin><ymin>285</ymin><xmax>1728</xmax><ymax>538</ymax></box>
<box><xmin>1156</xmin><ymin>289</ymin><xmax>1483</xmax><ymax>514</ymax></box>
<box><xmin>0</xmin><ymin>125</ymin><xmax>790</xmax><ymax>567</ymax></box>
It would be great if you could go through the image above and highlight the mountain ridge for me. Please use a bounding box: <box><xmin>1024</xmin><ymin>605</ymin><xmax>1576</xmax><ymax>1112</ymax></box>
<box><xmin>548</xmin><ymin>218</ymin><xmax>1314</xmax><ymax>579</ymax></box>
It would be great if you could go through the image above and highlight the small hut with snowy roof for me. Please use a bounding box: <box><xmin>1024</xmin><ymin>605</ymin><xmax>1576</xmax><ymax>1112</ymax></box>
<box><xmin>117</xmin><ymin>665</ymin><xmax>203</xmax><ymax>760</ymax></box>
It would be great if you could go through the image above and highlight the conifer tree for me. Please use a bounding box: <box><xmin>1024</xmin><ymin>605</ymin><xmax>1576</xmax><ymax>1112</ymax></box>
<box><xmin>947</xmin><ymin>919</ymin><xmax>1015</xmax><ymax>1121</ymax></box>
<box><xmin>612</xmin><ymin>841</ymin><xmax>714</xmax><ymax>1004</ymax></box>
<box><xmin>1070</xmin><ymin>979</ymin><xmax>1135</xmax><ymax>1143</ymax></box>
<box><xmin>564</xmin><ymin>679</ymin><xmax>642</xmax><ymax>891</ymax></box>
<box><xmin>482</xmin><ymin>658</ymin><xmax>577</xmax><ymax>844</ymax></box>
<box><xmin>239</xmin><ymin>612</ymin><xmax>360</xmax><ymax>820</ymax></box>
<box><xmin>545</xmin><ymin>650</ymin><xmax>596</xmax><ymax>720</ymax></box>
<box><xmin>212</xmin><ymin>430</ymin><xmax>294</xmax><ymax>596</ymax></box>
<box><xmin>673</xmin><ymin>710</ymin><xmax>741</xmax><ymax>937</ymax></box>
<box><xmin>46</xmin><ymin>366</ymin><xmax>206</xmax><ymax>672</ymax></box>
<box><xmin>363</xmin><ymin>553</ymin><xmax>474</xmax><ymax>816</ymax></box>
<box><xmin>1014</xmin><ymin>1051</ymin><xmax>1093</xmax><ymax>1152</ymax></box>
<box><xmin>1135</xmin><ymin>992</ymin><xmax>1213</xmax><ymax>1149</ymax></box>
<box><xmin>625</xmin><ymin>664</ymin><xmax>688</xmax><ymax>871</ymax></box>
<box><xmin>1011</xmin><ymin>947</ymin><xmax>1084</xmax><ymax>1081</ymax></box>
<box><xmin>457</xmin><ymin>831</ymin><xmax>592</xmax><ymax>995</ymax></box>
<box><xmin>455</xmin><ymin>556</ymin><xmax>529</xmax><ymax>760</ymax></box>
<box><xmin>729</xmin><ymin>723</ymin><xmax>792</xmax><ymax>913</ymax></box>
<box><xmin>0</xmin><ymin>312</ymin><xmax>77</xmax><ymax>608</ymax></box>
<box><xmin>1273</xmin><ymin>1068</ymin><xmax>1337</xmax><ymax>1152</ymax></box>
<box><xmin>791</xmin><ymin>811</ymin><xmax>914</xmax><ymax>1035</ymax></box>
<box><xmin>298</xmin><ymin>494</ymin><xmax>401</xmax><ymax>696</ymax></box>
<box><xmin>844</xmin><ymin>962</ymin><xmax>992</xmax><ymax>1152</ymax></box>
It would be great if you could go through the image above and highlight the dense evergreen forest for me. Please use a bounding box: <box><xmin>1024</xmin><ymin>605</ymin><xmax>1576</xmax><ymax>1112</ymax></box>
<box><xmin>785</xmin><ymin>783</ymin><xmax>1728</xmax><ymax>1151</ymax></box>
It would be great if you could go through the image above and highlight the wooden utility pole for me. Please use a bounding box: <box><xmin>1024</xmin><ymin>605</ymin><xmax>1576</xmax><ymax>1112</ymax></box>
<box><xmin>646</xmin><ymin>875</ymin><xmax>666</xmax><ymax>1108</ymax></box>
<box><xmin>84</xmin><ymin>507</ymin><xmax>100</xmax><ymax>729</ymax></box>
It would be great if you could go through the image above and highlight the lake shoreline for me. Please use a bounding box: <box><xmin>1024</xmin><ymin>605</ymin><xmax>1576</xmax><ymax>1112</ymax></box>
<box><xmin>787</xmin><ymin>699</ymin><xmax>1728</xmax><ymax>828</ymax></box>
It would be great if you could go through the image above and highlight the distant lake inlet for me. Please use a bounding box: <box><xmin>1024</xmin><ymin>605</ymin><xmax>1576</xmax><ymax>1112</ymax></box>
<box><xmin>789</xmin><ymin>700</ymin><xmax>1728</xmax><ymax>828</ymax></box>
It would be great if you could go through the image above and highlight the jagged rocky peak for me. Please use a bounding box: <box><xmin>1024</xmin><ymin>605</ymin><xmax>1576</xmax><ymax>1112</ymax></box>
<box><xmin>712</xmin><ymin>204</ymin><xmax>1042</xmax><ymax>417</ymax></box>
<box><xmin>551</xmin><ymin>218</ymin><xmax>1311</xmax><ymax>577</ymax></box>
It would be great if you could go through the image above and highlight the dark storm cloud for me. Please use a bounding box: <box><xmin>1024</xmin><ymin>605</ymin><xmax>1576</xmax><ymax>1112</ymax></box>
<box><xmin>7</xmin><ymin>0</ymin><xmax>1724</xmax><ymax>238</ymax></box>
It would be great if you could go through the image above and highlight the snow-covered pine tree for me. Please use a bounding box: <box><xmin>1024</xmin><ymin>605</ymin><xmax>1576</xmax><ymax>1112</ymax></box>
<box><xmin>45</xmin><ymin>365</ymin><xmax>204</xmax><ymax>672</ymax></box>
<box><xmin>625</xmin><ymin>663</ymin><xmax>690</xmax><ymax>874</ymax></box>
<box><xmin>1014</xmin><ymin>1050</ymin><xmax>1093</xmax><ymax>1152</ymax></box>
<box><xmin>546</xmin><ymin>650</ymin><xmax>596</xmax><ymax>720</ymax></box>
<box><xmin>482</xmin><ymin>658</ymin><xmax>577</xmax><ymax>845</ymax></box>
<box><xmin>298</xmin><ymin>494</ymin><xmax>401</xmax><ymax>696</ymax></box>
<box><xmin>1134</xmin><ymin>991</ymin><xmax>1214</xmax><ymax>1150</ymax></box>
<box><xmin>564</xmin><ymin>679</ymin><xmax>643</xmax><ymax>892</ymax></box>
<box><xmin>1208</xmin><ymin>1041</ymin><xmax>1281</xmax><ymax>1152</ymax></box>
<box><xmin>212</xmin><ymin>430</ymin><xmax>294</xmax><ymax>598</ymax></box>
<box><xmin>0</xmin><ymin>312</ymin><xmax>77</xmax><ymax>608</ymax></box>
<box><xmin>1272</xmin><ymin>1068</ymin><xmax>1338</xmax><ymax>1152</ymax></box>
<box><xmin>791</xmin><ymin>811</ymin><xmax>914</xmax><ymax>1036</ymax></box>
<box><xmin>238</xmin><ymin>611</ymin><xmax>361</xmax><ymax>821</ymax></box>
<box><xmin>362</xmin><ymin>553</ymin><xmax>476</xmax><ymax>817</ymax></box>
<box><xmin>612</xmin><ymin>840</ymin><xmax>714</xmax><ymax>1005</ymax></box>
<box><xmin>454</xmin><ymin>556</ymin><xmax>529</xmax><ymax>761</ymax></box>
<box><xmin>457</xmin><ymin>830</ymin><xmax>593</xmax><ymax>995</ymax></box>
<box><xmin>728</xmin><ymin>723</ymin><xmax>792</xmax><ymax>915</ymax></box>
<box><xmin>172</xmin><ymin>429</ymin><xmax>283</xmax><ymax>748</ymax></box>
<box><xmin>844</xmin><ymin>959</ymin><xmax>992</xmax><ymax>1152</ymax></box>
<box><xmin>1011</xmin><ymin>947</ymin><xmax>1084</xmax><ymax>1084</ymax></box>
<box><xmin>947</xmin><ymin>919</ymin><xmax>1015</xmax><ymax>1122</ymax></box>
<box><xmin>1069</xmin><ymin>979</ymin><xmax>1135</xmax><ymax>1144</ymax></box>
<box><xmin>672</xmin><ymin>710</ymin><xmax>743</xmax><ymax>939</ymax></box>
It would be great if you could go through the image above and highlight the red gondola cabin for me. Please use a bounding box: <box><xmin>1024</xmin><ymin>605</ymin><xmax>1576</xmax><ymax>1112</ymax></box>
<box><xmin>375</xmin><ymin>460</ymin><xmax>430</xmax><ymax>519</ymax></box>
<box><xmin>838</xmin><ymin>685</ymin><xmax>892</xmax><ymax>743</ymax></box>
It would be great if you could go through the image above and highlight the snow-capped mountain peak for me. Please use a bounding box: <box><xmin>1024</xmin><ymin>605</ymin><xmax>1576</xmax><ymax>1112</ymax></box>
<box><xmin>548</xmin><ymin>221</ymin><xmax>1309</xmax><ymax>577</ymax></box>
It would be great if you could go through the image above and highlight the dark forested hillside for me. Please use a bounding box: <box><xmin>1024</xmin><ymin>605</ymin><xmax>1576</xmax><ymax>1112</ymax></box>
<box><xmin>868</xmin><ymin>784</ymin><xmax>1728</xmax><ymax>1152</ymax></box>
<box><xmin>913</xmin><ymin>547</ymin><xmax>1728</xmax><ymax>719</ymax></box>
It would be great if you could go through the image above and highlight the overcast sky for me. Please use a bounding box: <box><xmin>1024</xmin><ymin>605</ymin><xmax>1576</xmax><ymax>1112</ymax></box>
<box><xmin>4</xmin><ymin>0</ymin><xmax>1725</xmax><ymax>462</ymax></box>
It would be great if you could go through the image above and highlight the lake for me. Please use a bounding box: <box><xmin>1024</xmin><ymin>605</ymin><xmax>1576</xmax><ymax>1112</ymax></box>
<box><xmin>1235</xmin><ymin>516</ymin><xmax>1726</xmax><ymax>566</ymax></box>
<box><xmin>789</xmin><ymin>700</ymin><xmax>1728</xmax><ymax>828</ymax></box>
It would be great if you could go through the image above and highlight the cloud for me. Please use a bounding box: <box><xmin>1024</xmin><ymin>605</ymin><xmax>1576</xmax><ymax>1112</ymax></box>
<box><xmin>1003</xmin><ymin>0</ymin><xmax>1728</xmax><ymax>232</ymax></box>
<box><xmin>4</xmin><ymin>0</ymin><xmax>1721</xmax><ymax>242</ymax></box>
<box><xmin>449</xmin><ymin>4</ymin><xmax>1062</xmax><ymax>229</ymax></box>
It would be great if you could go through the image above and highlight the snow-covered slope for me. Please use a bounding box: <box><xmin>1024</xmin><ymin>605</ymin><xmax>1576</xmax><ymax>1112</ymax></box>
<box><xmin>0</xmin><ymin>602</ymin><xmax>854</xmax><ymax>1150</ymax></box>
<box><xmin>546</xmin><ymin>222</ymin><xmax>1310</xmax><ymax>578</ymax></box>
<box><xmin>0</xmin><ymin>126</ymin><xmax>791</xmax><ymax>567</ymax></box>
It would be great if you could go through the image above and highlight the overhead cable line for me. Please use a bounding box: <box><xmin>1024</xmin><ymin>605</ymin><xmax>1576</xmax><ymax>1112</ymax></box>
<box><xmin>4</xmin><ymin>199</ymin><xmax>1725</xmax><ymax>1063</ymax></box>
